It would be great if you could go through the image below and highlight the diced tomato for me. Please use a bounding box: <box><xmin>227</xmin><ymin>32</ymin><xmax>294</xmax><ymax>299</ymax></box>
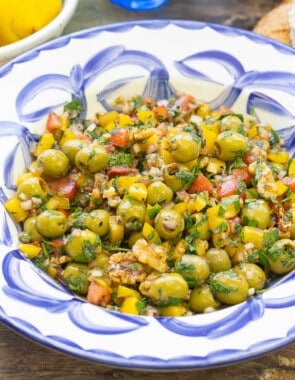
<box><xmin>46</xmin><ymin>112</ymin><xmax>61</xmax><ymax>132</ymax></box>
<box><xmin>153</xmin><ymin>105</ymin><xmax>168</xmax><ymax>121</ymax></box>
<box><xmin>110</xmin><ymin>128</ymin><xmax>129</xmax><ymax>148</ymax></box>
<box><xmin>232</xmin><ymin>167</ymin><xmax>253</xmax><ymax>185</ymax></box>
<box><xmin>107</xmin><ymin>166</ymin><xmax>139</xmax><ymax>179</ymax></box>
<box><xmin>188</xmin><ymin>173</ymin><xmax>213</xmax><ymax>194</ymax></box>
<box><xmin>285</xmin><ymin>177</ymin><xmax>295</xmax><ymax>192</ymax></box>
<box><xmin>216</xmin><ymin>176</ymin><xmax>240</xmax><ymax>199</ymax></box>
<box><xmin>175</xmin><ymin>94</ymin><xmax>196</xmax><ymax>113</ymax></box>
<box><xmin>47</xmin><ymin>176</ymin><xmax>77</xmax><ymax>200</ymax></box>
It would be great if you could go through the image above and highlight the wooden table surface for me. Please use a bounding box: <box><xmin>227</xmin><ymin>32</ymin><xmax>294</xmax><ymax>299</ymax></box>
<box><xmin>1</xmin><ymin>1</ymin><xmax>295</xmax><ymax>379</ymax></box>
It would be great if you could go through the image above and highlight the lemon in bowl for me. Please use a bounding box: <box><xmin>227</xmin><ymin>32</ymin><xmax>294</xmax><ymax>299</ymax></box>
<box><xmin>0</xmin><ymin>0</ymin><xmax>79</xmax><ymax>65</ymax></box>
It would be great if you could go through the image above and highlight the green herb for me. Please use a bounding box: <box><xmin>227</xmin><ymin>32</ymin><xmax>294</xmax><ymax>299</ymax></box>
<box><xmin>64</xmin><ymin>99</ymin><xmax>84</xmax><ymax>112</ymax></box>
<box><xmin>108</xmin><ymin>152</ymin><xmax>132</xmax><ymax>167</ymax></box>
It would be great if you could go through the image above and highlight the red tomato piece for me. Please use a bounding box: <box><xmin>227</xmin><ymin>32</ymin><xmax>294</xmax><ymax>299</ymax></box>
<box><xmin>110</xmin><ymin>128</ymin><xmax>129</xmax><ymax>148</ymax></box>
<box><xmin>188</xmin><ymin>173</ymin><xmax>213</xmax><ymax>194</ymax></box>
<box><xmin>216</xmin><ymin>176</ymin><xmax>240</xmax><ymax>199</ymax></box>
<box><xmin>232</xmin><ymin>167</ymin><xmax>253</xmax><ymax>185</ymax></box>
<box><xmin>46</xmin><ymin>112</ymin><xmax>61</xmax><ymax>131</ymax></box>
<box><xmin>47</xmin><ymin>176</ymin><xmax>77</xmax><ymax>200</ymax></box>
<box><xmin>107</xmin><ymin>166</ymin><xmax>138</xmax><ymax>178</ymax></box>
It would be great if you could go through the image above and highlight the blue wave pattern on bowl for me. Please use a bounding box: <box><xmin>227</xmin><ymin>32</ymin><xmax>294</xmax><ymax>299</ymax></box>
<box><xmin>0</xmin><ymin>20</ymin><xmax>295</xmax><ymax>370</ymax></box>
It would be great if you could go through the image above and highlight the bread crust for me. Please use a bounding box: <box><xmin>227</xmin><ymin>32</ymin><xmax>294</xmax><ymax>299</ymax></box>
<box><xmin>253</xmin><ymin>0</ymin><xmax>292</xmax><ymax>45</ymax></box>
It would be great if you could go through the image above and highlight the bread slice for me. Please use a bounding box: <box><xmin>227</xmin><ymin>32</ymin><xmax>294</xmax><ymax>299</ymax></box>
<box><xmin>253</xmin><ymin>0</ymin><xmax>294</xmax><ymax>46</ymax></box>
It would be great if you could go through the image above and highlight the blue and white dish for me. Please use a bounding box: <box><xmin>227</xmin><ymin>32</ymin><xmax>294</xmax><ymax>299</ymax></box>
<box><xmin>0</xmin><ymin>20</ymin><xmax>294</xmax><ymax>371</ymax></box>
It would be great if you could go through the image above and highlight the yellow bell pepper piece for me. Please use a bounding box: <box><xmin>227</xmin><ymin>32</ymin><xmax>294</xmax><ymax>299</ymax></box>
<box><xmin>119</xmin><ymin>114</ymin><xmax>133</xmax><ymax>127</ymax></box>
<box><xmin>120</xmin><ymin>296</ymin><xmax>141</xmax><ymax>315</ymax></box>
<box><xmin>207</xmin><ymin>215</ymin><xmax>229</xmax><ymax>233</ymax></box>
<box><xmin>33</xmin><ymin>132</ymin><xmax>55</xmax><ymax>157</ymax></box>
<box><xmin>116</xmin><ymin>176</ymin><xmax>139</xmax><ymax>194</ymax></box>
<box><xmin>18</xmin><ymin>243</ymin><xmax>41</xmax><ymax>259</ymax></box>
<box><xmin>267</xmin><ymin>150</ymin><xmax>289</xmax><ymax>164</ymax></box>
<box><xmin>186</xmin><ymin>192</ymin><xmax>208</xmax><ymax>213</ymax></box>
<box><xmin>117</xmin><ymin>285</ymin><xmax>141</xmax><ymax>299</ymax></box>
<box><xmin>5</xmin><ymin>196</ymin><xmax>28</xmax><ymax>223</ymax></box>
<box><xmin>128</xmin><ymin>182</ymin><xmax>148</xmax><ymax>202</ymax></box>
<box><xmin>15</xmin><ymin>172</ymin><xmax>35</xmax><ymax>187</ymax></box>
<box><xmin>247</xmin><ymin>125</ymin><xmax>258</xmax><ymax>138</ymax></box>
<box><xmin>275</xmin><ymin>181</ymin><xmax>289</xmax><ymax>196</ymax></box>
<box><xmin>137</xmin><ymin>109</ymin><xmax>155</xmax><ymax>125</ymax></box>
<box><xmin>173</xmin><ymin>202</ymin><xmax>187</xmax><ymax>215</ymax></box>
<box><xmin>194</xmin><ymin>238</ymin><xmax>209</xmax><ymax>256</ymax></box>
<box><xmin>160</xmin><ymin>305</ymin><xmax>186</xmax><ymax>317</ymax></box>
<box><xmin>142</xmin><ymin>222</ymin><xmax>161</xmax><ymax>244</ymax></box>
<box><xmin>59</xmin><ymin>129</ymin><xmax>77</xmax><ymax>146</ymax></box>
<box><xmin>288</xmin><ymin>158</ymin><xmax>295</xmax><ymax>176</ymax></box>
<box><xmin>109</xmin><ymin>216</ymin><xmax>124</xmax><ymax>244</ymax></box>
<box><xmin>219</xmin><ymin>195</ymin><xmax>241</xmax><ymax>219</ymax></box>
<box><xmin>206</xmin><ymin>158</ymin><xmax>226</xmax><ymax>174</ymax></box>
<box><xmin>206</xmin><ymin>204</ymin><xmax>221</xmax><ymax>219</ymax></box>
<box><xmin>199</xmin><ymin>123</ymin><xmax>219</xmax><ymax>154</ymax></box>
<box><xmin>98</xmin><ymin>110</ymin><xmax>119</xmax><ymax>128</ymax></box>
<box><xmin>241</xmin><ymin>226</ymin><xmax>264</xmax><ymax>249</ymax></box>
<box><xmin>46</xmin><ymin>196</ymin><xmax>70</xmax><ymax>210</ymax></box>
<box><xmin>196</xmin><ymin>103</ymin><xmax>211</xmax><ymax>119</ymax></box>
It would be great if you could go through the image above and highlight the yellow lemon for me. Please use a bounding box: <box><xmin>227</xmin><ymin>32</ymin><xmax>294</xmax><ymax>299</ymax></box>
<box><xmin>0</xmin><ymin>0</ymin><xmax>62</xmax><ymax>46</ymax></box>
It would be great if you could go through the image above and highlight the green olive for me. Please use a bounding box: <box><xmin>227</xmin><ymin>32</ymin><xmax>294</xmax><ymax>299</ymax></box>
<box><xmin>63</xmin><ymin>262</ymin><xmax>89</xmax><ymax>295</ymax></box>
<box><xmin>233</xmin><ymin>263</ymin><xmax>266</xmax><ymax>290</ymax></box>
<box><xmin>75</xmin><ymin>143</ymin><xmax>108</xmax><ymax>173</ymax></box>
<box><xmin>169</xmin><ymin>132</ymin><xmax>201</xmax><ymax>162</ymax></box>
<box><xmin>65</xmin><ymin>228</ymin><xmax>101</xmax><ymax>263</ymax></box>
<box><xmin>117</xmin><ymin>197</ymin><xmax>146</xmax><ymax>231</ymax></box>
<box><xmin>219</xmin><ymin>115</ymin><xmax>243</xmax><ymax>132</ymax></box>
<box><xmin>17</xmin><ymin>177</ymin><xmax>49</xmax><ymax>199</ymax></box>
<box><xmin>139</xmin><ymin>272</ymin><xmax>189</xmax><ymax>306</ymax></box>
<box><xmin>163</xmin><ymin>163</ymin><xmax>192</xmax><ymax>192</ymax></box>
<box><xmin>215</xmin><ymin>131</ymin><xmax>248</xmax><ymax>161</ymax></box>
<box><xmin>61</xmin><ymin>139</ymin><xmax>88</xmax><ymax>165</ymax></box>
<box><xmin>154</xmin><ymin>209</ymin><xmax>184</xmax><ymax>240</ymax></box>
<box><xmin>23</xmin><ymin>216</ymin><xmax>43</xmax><ymax>241</ymax></box>
<box><xmin>205</xmin><ymin>248</ymin><xmax>232</xmax><ymax>273</ymax></box>
<box><xmin>37</xmin><ymin>149</ymin><xmax>70</xmax><ymax>178</ymax></box>
<box><xmin>146</xmin><ymin>181</ymin><xmax>173</xmax><ymax>205</ymax></box>
<box><xmin>84</xmin><ymin>209</ymin><xmax>110</xmax><ymax>236</ymax></box>
<box><xmin>210</xmin><ymin>270</ymin><xmax>249</xmax><ymax>305</ymax></box>
<box><xmin>36</xmin><ymin>210</ymin><xmax>68</xmax><ymax>238</ymax></box>
<box><xmin>190</xmin><ymin>284</ymin><xmax>220</xmax><ymax>313</ymax></box>
<box><xmin>175</xmin><ymin>254</ymin><xmax>210</xmax><ymax>288</ymax></box>
<box><xmin>241</xmin><ymin>199</ymin><xmax>271</xmax><ymax>229</ymax></box>
<box><xmin>268</xmin><ymin>239</ymin><xmax>295</xmax><ymax>274</ymax></box>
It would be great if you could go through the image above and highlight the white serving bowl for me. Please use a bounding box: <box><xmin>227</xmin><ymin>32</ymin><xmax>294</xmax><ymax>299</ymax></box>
<box><xmin>0</xmin><ymin>0</ymin><xmax>79</xmax><ymax>66</ymax></box>
<box><xmin>0</xmin><ymin>20</ymin><xmax>294</xmax><ymax>371</ymax></box>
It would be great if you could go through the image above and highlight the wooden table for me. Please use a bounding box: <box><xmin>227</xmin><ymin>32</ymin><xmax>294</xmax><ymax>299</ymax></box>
<box><xmin>1</xmin><ymin>1</ymin><xmax>295</xmax><ymax>379</ymax></box>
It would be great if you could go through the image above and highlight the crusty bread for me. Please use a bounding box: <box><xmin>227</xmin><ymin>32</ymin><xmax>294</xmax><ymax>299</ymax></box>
<box><xmin>253</xmin><ymin>0</ymin><xmax>292</xmax><ymax>45</ymax></box>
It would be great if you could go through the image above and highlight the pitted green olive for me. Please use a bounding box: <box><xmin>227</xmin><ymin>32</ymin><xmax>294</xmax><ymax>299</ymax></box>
<box><xmin>190</xmin><ymin>284</ymin><xmax>220</xmax><ymax>313</ymax></box>
<box><xmin>147</xmin><ymin>181</ymin><xmax>173</xmax><ymax>205</ymax></box>
<box><xmin>267</xmin><ymin>239</ymin><xmax>295</xmax><ymax>274</ymax></box>
<box><xmin>241</xmin><ymin>199</ymin><xmax>271</xmax><ymax>229</ymax></box>
<box><xmin>36</xmin><ymin>210</ymin><xmax>68</xmax><ymax>238</ymax></box>
<box><xmin>233</xmin><ymin>262</ymin><xmax>266</xmax><ymax>290</ymax></box>
<box><xmin>65</xmin><ymin>228</ymin><xmax>101</xmax><ymax>263</ymax></box>
<box><xmin>155</xmin><ymin>209</ymin><xmax>184</xmax><ymax>240</ymax></box>
<box><xmin>139</xmin><ymin>272</ymin><xmax>189</xmax><ymax>306</ymax></box>
<box><xmin>215</xmin><ymin>131</ymin><xmax>248</xmax><ymax>161</ymax></box>
<box><xmin>63</xmin><ymin>262</ymin><xmax>89</xmax><ymax>295</ymax></box>
<box><xmin>175</xmin><ymin>254</ymin><xmax>210</xmax><ymax>288</ymax></box>
<box><xmin>205</xmin><ymin>248</ymin><xmax>232</xmax><ymax>273</ymax></box>
<box><xmin>23</xmin><ymin>216</ymin><xmax>43</xmax><ymax>242</ymax></box>
<box><xmin>163</xmin><ymin>163</ymin><xmax>192</xmax><ymax>192</ymax></box>
<box><xmin>169</xmin><ymin>132</ymin><xmax>201</xmax><ymax>162</ymax></box>
<box><xmin>61</xmin><ymin>139</ymin><xmax>88</xmax><ymax>165</ymax></box>
<box><xmin>75</xmin><ymin>143</ymin><xmax>109</xmax><ymax>173</ymax></box>
<box><xmin>219</xmin><ymin>115</ymin><xmax>243</xmax><ymax>132</ymax></box>
<box><xmin>37</xmin><ymin>149</ymin><xmax>70</xmax><ymax>178</ymax></box>
<box><xmin>210</xmin><ymin>270</ymin><xmax>249</xmax><ymax>305</ymax></box>
<box><xmin>84</xmin><ymin>209</ymin><xmax>110</xmax><ymax>236</ymax></box>
<box><xmin>117</xmin><ymin>197</ymin><xmax>146</xmax><ymax>231</ymax></box>
<box><xmin>17</xmin><ymin>177</ymin><xmax>49</xmax><ymax>199</ymax></box>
